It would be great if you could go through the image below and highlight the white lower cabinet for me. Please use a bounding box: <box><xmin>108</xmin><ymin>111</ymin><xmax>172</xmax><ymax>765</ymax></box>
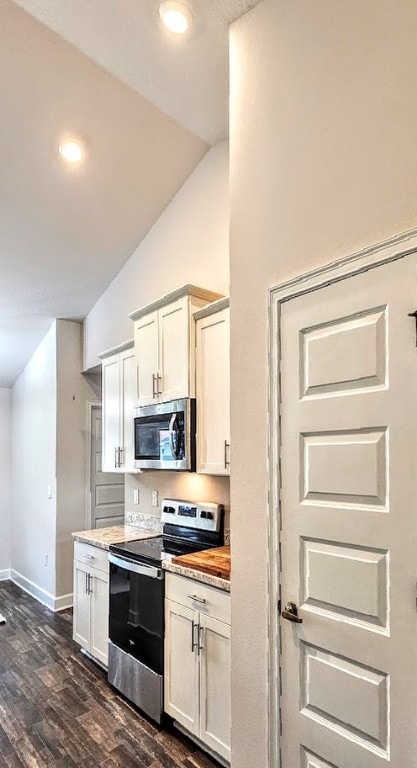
<box><xmin>73</xmin><ymin>542</ymin><xmax>109</xmax><ymax>668</ymax></box>
<box><xmin>164</xmin><ymin>573</ymin><xmax>231</xmax><ymax>763</ymax></box>
<box><xmin>199</xmin><ymin>613</ymin><xmax>231</xmax><ymax>759</ymax></box>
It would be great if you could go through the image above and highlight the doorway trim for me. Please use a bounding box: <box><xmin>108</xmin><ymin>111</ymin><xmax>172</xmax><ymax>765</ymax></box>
<box><xmin>267</xmin><ymin>226</ymin><xmax>417</xmax><ymax>768</ymax></box>
<box><xmin>85</xmin><ymin>401</ymin><xmax>101</xmax><ymax>530</ymax></box>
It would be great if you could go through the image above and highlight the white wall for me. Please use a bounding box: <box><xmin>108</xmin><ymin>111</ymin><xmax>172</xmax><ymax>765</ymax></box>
<box><xmin>56</xmin><ymin>320</ymin><xmax>99</xmax><ymax>599</ymax></box>
<box><xmin>10</xmin><ymin>320</ymin><xmax>98</xmax><ymax>607</ymax></box>
<box><xmin>83</xmin><ymin>141</ymin><xmax>230</xmax><ymax>368</ymax></box>
<box><xmin>0</xmin><ymin>388</ymin><xmax>12</xmax><ymax>576</ymax></box>
<box><xmin>229</xmin><ymin>1</ymin><xmax>417</xmax><ymax>766</ymax></box>
<box><xmin>83</xmin><ymin>141</ymin><xmax>231</xmax><ymax>530</ymax></box>
<box><xmin>11</xmin><ymin>324</ymin><xmax>57</xmax><ymax>599</ymax></box>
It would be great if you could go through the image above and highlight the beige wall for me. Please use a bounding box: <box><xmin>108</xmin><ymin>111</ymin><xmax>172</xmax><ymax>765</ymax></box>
<box><xmin>0</xmin><ymin>388</ymin><xmax>12</xmax><ymax>575</ymax></box>
<box><xmin>11</xmin><ymin>323</ymin><xmax>57</xmax><ymax>599</ymax></box>
<box><xmin>11</xmin><ymin>320</ymin><xmax>98</xmax><ymax>607</ymax></box>
<box><xmin>126</xmin><ymin>472</ymin><xmax>230</xmax><ymax>531</ymax></box>
<box><xmin>229</xmin><ymin>1</ymin><xmax>417</xmax><ymax>765</ymax></box>
<box><xmin>83</xmin><ymin>141</ymin><xmax>230</xmax><ymax>369</ymax></box>
<box><xmin>56</xmin><ymin>320</ymin><xmax>99</xmax><ymax>598</ymax></box>
<box><xmin>83</xmin><ymin>141</ymin><xmax>231</xmax><ymax>529</ymax></box>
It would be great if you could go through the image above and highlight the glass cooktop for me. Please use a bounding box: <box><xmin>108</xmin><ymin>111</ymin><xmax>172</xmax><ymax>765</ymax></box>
<box><xmin>109</xmin><ymin>535</ymin><xmax>213</xmax><ymax>567</ymax></box>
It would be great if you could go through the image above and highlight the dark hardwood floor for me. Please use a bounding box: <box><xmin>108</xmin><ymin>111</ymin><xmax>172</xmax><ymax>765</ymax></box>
<box><xmin>0</xmin><ymin>581</ymin><xmax>220</xmax><ymax>768</ymax></box>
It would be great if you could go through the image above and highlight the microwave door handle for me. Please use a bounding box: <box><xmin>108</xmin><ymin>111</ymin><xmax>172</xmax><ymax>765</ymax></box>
<box><xmin>169</xmin><ymin>412</ymin><xmax>179</xmax><ymax>459</ymax></box>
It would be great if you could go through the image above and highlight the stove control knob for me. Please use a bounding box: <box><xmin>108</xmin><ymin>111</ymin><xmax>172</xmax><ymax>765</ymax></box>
<box><xmin>206</xmin><ymin>511</ymin><xmax>214</xmax><ymax>520</ymax></box>
<box><xmin>200</xmin><ymin>511</ymin><xmax>207</xmax><ymax>518</ymax></box>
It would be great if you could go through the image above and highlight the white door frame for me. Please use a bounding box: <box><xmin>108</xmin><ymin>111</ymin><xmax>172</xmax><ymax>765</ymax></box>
<box><xmin>85</xmin><ymin>400</ymin><xmax>101</xmax><ymax>530</ymax></box>
<box><xmin>267</xmin><ymin>226</ymin><xmax>417</xmax><ymax>768</ymax></box>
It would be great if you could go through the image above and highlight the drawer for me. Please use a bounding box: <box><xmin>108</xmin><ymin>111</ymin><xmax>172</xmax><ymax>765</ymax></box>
<box><xmin>165</xmin><ymin>572</ymin><xmax>230</xmax><ymax>625</ymax></box>
<box><xmin>74</xmin><ymin>541</ymin><xmax>109</xmax><ymax>574</ymax></box>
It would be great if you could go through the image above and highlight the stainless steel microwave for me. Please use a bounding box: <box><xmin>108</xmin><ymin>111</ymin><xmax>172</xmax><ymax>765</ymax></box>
<box><xmin>134</xmin><ymin>398</ymin><xmax>196</xmax><ymax>471</ymax></box>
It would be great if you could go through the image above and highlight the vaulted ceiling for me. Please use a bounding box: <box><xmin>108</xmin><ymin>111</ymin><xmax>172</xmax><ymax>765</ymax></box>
<box><xmin>0</xmin><ymin>0</ymin><xmax>262</xmax><ymax>386</ymax></box>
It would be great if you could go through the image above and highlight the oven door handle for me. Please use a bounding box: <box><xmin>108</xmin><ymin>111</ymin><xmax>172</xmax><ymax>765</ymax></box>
<box><xmin>108</xmin><ymin>554</ymin><xmax>163</xmax><ymax>580</ymax></box>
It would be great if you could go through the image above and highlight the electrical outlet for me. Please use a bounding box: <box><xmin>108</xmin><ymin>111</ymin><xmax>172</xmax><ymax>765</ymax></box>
<box><xmin>151</xmin><ymin>490</ymin><xmax>158</xmax><ymax>507</ymax></box>
<box><xmin>133</xmin><ymin>489</ymin><xmax>139</xmax><ymax>505</ymax></box>
<box><xmin>44</xmin><ymin>554</ymin><xmax>48</xmax><ymax>567</ymax></box>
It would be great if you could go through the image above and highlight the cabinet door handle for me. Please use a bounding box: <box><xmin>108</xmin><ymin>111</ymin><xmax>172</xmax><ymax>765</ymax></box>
<box><xmin>157</xmin><ymin>372</ymin><xmax>163</xmax><ymax>396</ymax></box>
<box><xmin>224</xmin><ymin>440</ymin><xmax>230</xmax><ymax>469</ymax></box>
<box><xmin>191</xmin><ymin>620</ymin><xmax>198</xmax><ymax>652</ymax></box>
<box><xmin>198</xmin><ymin>625</ymin><xmax>204</xmax><ymax>655</ymax></box>
<box><xmin>87</xmin><ymin>574</ymin><xmax>93</xmax><ymax>595</ymax></box>
<box><xmin>188</xmin><ymin>594</ymin><xmax>206</xmax><ymax>604</ymax></box>
<box><xmin>114</xmin><ymin>447</ymin><xmax>118</xmax><ymax>469</ymax></box>
<box><xmin>152</xmin><ymin>373</ymin><xmax>157</xmax><ymax>398</ymax></box>
<box><xmin>85</xmin><ymin>573</ymin><xmax>88</xmax><ymax>594</ymax></box>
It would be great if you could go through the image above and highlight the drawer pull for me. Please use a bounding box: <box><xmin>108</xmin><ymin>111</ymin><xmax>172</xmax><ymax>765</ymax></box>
<box><xmin>188</xmin><ymin>594</ymin><xmax>206</xmax><ymax>604</ymax></box>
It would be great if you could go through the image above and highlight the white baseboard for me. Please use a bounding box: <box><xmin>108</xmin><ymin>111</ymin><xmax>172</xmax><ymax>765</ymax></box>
<box><xmin>10</xmin><ymin>570</ymin><xmax>73</xmax><ymax>612</ymax></box>
<box><xmin>54</xmin><ymin>592</ymin><xmax>73</xmax><ymax>612</ymax></box>
<box><xmin>0</xmin><ymin>569</ymin><xmax>11</xmax><ymax>581</ymax></box>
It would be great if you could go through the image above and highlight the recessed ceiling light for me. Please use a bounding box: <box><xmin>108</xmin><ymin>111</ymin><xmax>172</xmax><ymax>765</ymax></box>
<box><xmin>58</xmin><ymin>137</ymin><xmax>85</xmax><ymax>165</ymax></box>
<box><xmin>159</xmin><ymin>1</ymin><xmax>193</xmax><ymax>35</ymax></box>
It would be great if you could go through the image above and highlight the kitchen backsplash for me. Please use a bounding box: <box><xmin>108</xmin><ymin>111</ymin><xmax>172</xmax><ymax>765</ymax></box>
<box><xmin>125</xmin><ymin>471</ymin><xmax>230</xmax><ymax>539</ymax></box>
<box><xmin>125</xmin><ymin>512</ymin><xmax>163</xmax><ymax>532</ymax></box>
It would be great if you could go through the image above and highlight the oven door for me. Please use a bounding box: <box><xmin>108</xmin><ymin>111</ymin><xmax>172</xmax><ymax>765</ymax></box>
<box><xmin>108</xmin><ymin>554</ymin><xmax>164</xmax><ymax>675</ymax></box>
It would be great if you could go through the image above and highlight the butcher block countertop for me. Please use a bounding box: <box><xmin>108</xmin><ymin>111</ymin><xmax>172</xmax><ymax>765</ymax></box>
<box><xmin>163</xmin><ymin>546</ymin><xmax>231</xmax><ymax>593</ymax></box>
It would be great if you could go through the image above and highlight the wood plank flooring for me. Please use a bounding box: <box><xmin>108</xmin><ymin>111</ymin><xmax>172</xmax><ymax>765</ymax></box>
<box><xmin>0</xmin><ymin>582</ymin><xmax>220</xmax><ymax>768</ymax></box>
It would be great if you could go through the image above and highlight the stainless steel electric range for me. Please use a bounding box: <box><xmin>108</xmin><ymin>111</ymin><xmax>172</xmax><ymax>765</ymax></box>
<box><xmin>107</xmin><ymin>498</ymin><xmax>224</xmax><ymax>724</ymax></box>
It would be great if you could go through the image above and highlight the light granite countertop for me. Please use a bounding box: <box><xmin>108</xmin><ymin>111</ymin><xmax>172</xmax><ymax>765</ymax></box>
<box><xmin>72</xmin><ymin>525</ymin><xmax>159</xmax><ymax>551</ymax></box>
<box><xmin>162</xmin><ymin>560</ymin><xmax>230</xmax><ymax>593</ymax></box>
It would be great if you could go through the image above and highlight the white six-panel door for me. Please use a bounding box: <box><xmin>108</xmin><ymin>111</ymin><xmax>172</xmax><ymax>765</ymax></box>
<box><xmin>279</xmin><ymin>256</ymin><xmax>417</xmax><ymax>768</ymax></box>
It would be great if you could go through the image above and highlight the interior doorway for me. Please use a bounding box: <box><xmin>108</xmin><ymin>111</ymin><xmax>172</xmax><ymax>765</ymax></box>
<box><xmin>268</xmin><ymin>230</ymin><xmax>417</xmax><ymax>768</ymax></box>
<box><xmin>89</xmin><ymin>403</ymin><xmax>124</xmax><ymax>529</ymax></box>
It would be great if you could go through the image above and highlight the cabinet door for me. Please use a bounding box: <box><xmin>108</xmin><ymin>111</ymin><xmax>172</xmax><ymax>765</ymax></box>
<box><xmin>119</xmin><ymin>348</ymin><xmax>137</xmax><ymax>472</ymax></box>
<box><xmin>164</xmin><ymin>599</ymin><xmax>199</xmax><ymax>736</ymax></box>
<box><xmin>89</xmin><ymin>568</ymin><xmax>109</xmax><ymax>667</ymax></box>
<box><xmin>159</xmin><ymin>297</ymin><xmax>189</xmax><ymax>402</ymax></box>
<box><xmin>73</xmin><ymin>562</ymin><xmax>91</xmax><ymax>652</ymax></box>
<box><xmin>135</xmin><ymin>311</ymin><xmax>159</xmax><ymax>406</ymax></box>
<box><xmin>196</xmin><ymin>308</ymin><xmax>230</xmax><ymax>474</ymax></box>
<box><xmin>199</xmin><ymin>614</ymin><xmax>231</xmax><ymax>762</ymax></box>
<box><xmin>102</xmin><ymin>354</ymin><xmax>121</xmax><ymax>472</ymax></box>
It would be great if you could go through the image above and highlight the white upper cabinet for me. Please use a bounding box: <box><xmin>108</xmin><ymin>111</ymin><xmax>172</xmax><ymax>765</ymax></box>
<box><xmin>101</xmin><ymin>353</ymin><xmax>120</xmax><ymax>472</ymax></box>
<box><xmin>159</xmin><ymin>297</ymin><xmax>189</xmax><ymax>402</ymax></box>
<box><xmin>100</xmin><ymin>341</ymin><xmax>137</xmax><ymax>472</ymax></box>
<box><xmin>134</xmin><ymin>311</ymin><xmax>159</xmax><ymax>406</ymax></box>
<box><xmin>119</xmin><ymin>347</ymin><xmax>137</xmax><ymax>472</ymax></box>
<box><xmin>130</xmin><ymin>286</ymin><xmax>222</xmax><ymax>407</ymax></box>
<box><xmin>195</xmin><ymin>299</ymin><xmax>230</xmax><ymax>475</ymax></box>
